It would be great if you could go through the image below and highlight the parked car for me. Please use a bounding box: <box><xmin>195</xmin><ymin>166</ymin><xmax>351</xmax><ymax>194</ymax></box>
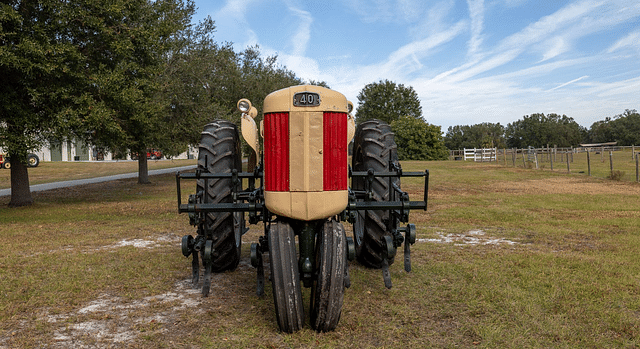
<box><xmin>131</xmin><ymin>149</ymin><xmax>163</xmax><ymax>160</ymax></box>
<box><xmin>148</xmin><ymin>149</ymin><xmax>162</xmax><ymax>160</ymax></box>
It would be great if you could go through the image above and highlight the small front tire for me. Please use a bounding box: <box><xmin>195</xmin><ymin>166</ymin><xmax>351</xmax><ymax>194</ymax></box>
<box><xmin>27</xmin><ymin>154</ymin><xmax>40</xmax><ymax>168</ymax></box>
<box><xmin>269</xmin><ymin>221</ymin><xmax>304</xmax><ymax>333</ymax></box>
<box><xmin>311</xmin><ymin>219</ymin><xmax>347</xmax><ymax>332</ymax></box>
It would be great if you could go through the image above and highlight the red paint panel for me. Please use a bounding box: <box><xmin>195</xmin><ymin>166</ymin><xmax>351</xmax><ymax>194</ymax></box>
<box><xmin>323</xmin><ymin>112</ymin><xmax>348</xmax><ymax>191</ymax></box>
<box><xmin>264</xmin><ymin>112</ymin><xmax>290</xmax><ymax>191</ymax></box>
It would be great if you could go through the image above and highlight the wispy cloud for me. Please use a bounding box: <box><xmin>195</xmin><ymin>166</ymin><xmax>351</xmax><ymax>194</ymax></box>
<box><xmin>213</xmin><ymin>0</ymin><xmax>260</xmax><ymax>47</ymax></box>
<box><xmin>466</xmin><ymin>0</ymin><xmax>485</xmax><ymax>56</ymax></box>
<box><xmin>430</xmin><ymin>1</ymin><xmax>603</xmax><ymax>84</ymax></box>
<box><xmin>285</xmin><ymin>2</ymin><xmax>313</xmax><ymax>56</ymax></box>
<box><xmin>548</xmin><ymin>75</ymin><xmax>589</xmax><ymax>91</ymax></box>
<box><xmin>607</xmin><ymin>30</ymin><xmax>640</xmax><ymax>53</ymax></box>
<box><xmin>539</xmin><ymin>36</ymin><xmax>568</xmax><ymax>62</ymax></box>
<box><xmin>346</xmin><ymin>0</ymin><xmax>429</xmax><ymax>24</ymax></box>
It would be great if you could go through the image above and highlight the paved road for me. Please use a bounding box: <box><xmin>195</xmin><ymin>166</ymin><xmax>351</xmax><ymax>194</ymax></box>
<box><xmin>0</xmin><ymin>165</ymin><xmax>196</xmax><ymax>197</ymax></box>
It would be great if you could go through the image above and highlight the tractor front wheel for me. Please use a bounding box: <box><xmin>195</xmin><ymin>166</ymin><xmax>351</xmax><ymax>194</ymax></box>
<box><xmin>269</xmin><ymin>221</ymin><xmax>304</xmax><ymax>333</ymax></box>
<box><xmin>310</xmin><ymin>219</ymin><xmax>347</xmax><ymax>332</ymax></box>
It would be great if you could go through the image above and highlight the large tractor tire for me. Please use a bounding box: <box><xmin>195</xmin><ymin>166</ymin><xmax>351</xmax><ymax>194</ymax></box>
<box><xmin>311</xmin><ymin>219</ymin><xmax>347</xmax><ymax>332</ymax></box>
<box><xmin>269</xmin><ymin>221</ymin><xmax>304</xmax><ymax>333</ymax></box>
<box><xmin>351</xmin><ymin>120</ymin><xmax>400</xmax><ymax>269</ymax></box>
<box><xmin>197</xmin><ymin>120</ymin><xmax>244</xmax><ymax>272</ymax></box>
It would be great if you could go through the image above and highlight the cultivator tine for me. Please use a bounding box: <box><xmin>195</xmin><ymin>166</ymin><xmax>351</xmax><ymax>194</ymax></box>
<box><xmin>191</xmin><ymin>252</ymin><xmax>200</xmax><ymax>287</ymax></box>
<box><xmin>381</xmin><ymin>258</ymin><xmax>392</xmax><ymax>289</ymax></box>
<box><xmin>403</xmin><ymin>224</ymin><xmax>416</xmax><ymax>273</ymax></box>
<box><xmin>256</xmin><ymin>251</ymin><xmax>265</xmax><ymax>297</ymax></box>
<box><xmin>404</xmin><ymin>240</ymin><xmax>411</xmax><ymax>273</ymax></box>
<box><xmin>251</xmin><ymin>242</ymin><xmax>265</xmax><ymax>297</ymax></box>
<box><xmin>203</xmin><ymin>262</ymin><xmax>212</xmax><ymax>297</ymax></box>
<box><xmin>202</xmin><ymin>240</ymin><xmax>213</xmax><ymax>297</ymax></box>
<box><xmin>344</xmin><ymin>263</ymin><xmax>351</xmax><ymax>289</ymax></box>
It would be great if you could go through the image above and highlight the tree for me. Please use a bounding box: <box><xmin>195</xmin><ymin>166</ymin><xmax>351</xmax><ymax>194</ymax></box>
<box><xmin>505</xmin><ymin>113</ymin><xmax>586</xmax><ymax>149</ymax></box>
<box><xmin>74</xmin><ymin>0</ymin><xmax>197</xmax><ymax>184</ymax></box>
<box><xmin>1</xmin><ymin>0</ymin><xmax>91</xmax><ymax>206</ymax></box>
<box><xmin>586</xmin><ymin>109</ymin><xmax>640</xmax><ymax>146</ymax></box>
<box><xmin>236</xmin><ymin>45</ymin><xmax>303</xmax><ymax>119</ymax></box>
<box><xmin>1</xmin><ymin>0</ymin><xmax>197</xmax><ymax>207</ymax></box>
<box><xmin>391</xmin><ymin>115</ymin><xmax>449</xmax><ymax>161</ymax></box>
<box><xmin>355</xmin><ymin>80</ymin><xmax>422</xmax><ymax>125</ymax></box>
<box><xmin>155</xmin><ymin>18</ymin><xmax>241</xmax><ymax>156</ymax></box>
<box><xmin>444</xmin><ymin>123</ymin><xmax>505</xmax><ymax>150</ymax></box>
<box><xmin>158</xmin><ymin>42</ymin><xmax>303</xmax><ymax>158</ymax></box>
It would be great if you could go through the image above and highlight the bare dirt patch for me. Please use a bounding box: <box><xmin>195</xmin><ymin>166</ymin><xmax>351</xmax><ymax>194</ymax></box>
<box><xmin>418</xmin><ymin>230</ymin><xmax>518</xmax><ymax>246</ymax></box>
<box><xmin>46</xmin><ymin>280</ymin><xmax>203</xmax><ymax>349</ymax></box>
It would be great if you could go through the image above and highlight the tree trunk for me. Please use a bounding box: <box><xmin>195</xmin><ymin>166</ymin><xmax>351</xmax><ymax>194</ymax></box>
<box><xmin>9</xmin><ymin>155</ymin><xmax>33</xmax><ymax>207</ymax></box>
<box><xmin>138</xmin><ymin>151</ymin><xmax>150</xmax><ymax>184</ymax></box>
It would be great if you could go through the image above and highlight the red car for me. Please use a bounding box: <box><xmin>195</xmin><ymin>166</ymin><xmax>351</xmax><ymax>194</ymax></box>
<box><xmin>131</xmin><ymin>149</ymin><xmax>163</xmax><ymax>160</ymax></box>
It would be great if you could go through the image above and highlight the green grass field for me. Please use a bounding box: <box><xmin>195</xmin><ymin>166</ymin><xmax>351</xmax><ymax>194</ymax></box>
<box><xmin>1</xmin><ymin>160</ymin><xmax>639</xmax><ymax>348</ymax></box>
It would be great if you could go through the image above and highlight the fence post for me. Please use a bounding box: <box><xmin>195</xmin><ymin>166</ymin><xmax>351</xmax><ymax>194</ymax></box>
<box><xmin>601</xmin><ymin>146</ymin><xmax>604</xmax><ymax>162</ymax></box>
<box><xmin>522</xmin><ymin>149</ymin><xmax>526</xmax><ymax>168</ymax></box>
<box><xmin>566</xmin><ymin>151</ymin><xmax>570</xmax><ymax>172</ymax></box>
<box><xmin>609</xmin><ymin>151</ymin><xmax>613</xmax><ymax>173</ymax></box>
<box><xmin>636</xmin><ymin>153</ymin><xmax>639</xmax><ymax>182</ymax></box>
<box><xmin>587</xmin><ymin>150</ymin><xmax>591</xmax><ymax>176</ymax></box>
<box><xmin>550</xmin><ymin>150</ymin><xmax>554</xmax><ymax>170</ymax></box>
<box><xmin>547</xmin><ymin>144</ymin><xmax>550</xmax><ymax>162</ymax></box>
<box><xmin>570</xmin><ymin>148</ymin><xmax>573</xmax><ymax>163</ymax></box>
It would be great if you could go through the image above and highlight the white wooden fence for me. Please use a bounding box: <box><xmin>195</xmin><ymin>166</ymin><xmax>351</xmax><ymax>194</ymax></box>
<box><xmin>464</xmin><ymin>148</ymin><xmax>497</xmax><ymax>162</ymax></box>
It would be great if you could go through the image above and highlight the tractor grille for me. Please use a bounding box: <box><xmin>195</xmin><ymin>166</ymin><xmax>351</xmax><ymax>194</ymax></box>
<box><xmin>264</xmin><ymin>111</ymin><xmax>347</xmax><ymax>192</ymax></box>
<box><xmin>264</xmin><ymin>112</ymin><xmax>290</xmax><ymax>191</ymax></box>
<box><xmin>323</xmin><ymin>112</ymin><xmax>347</xmax><ymax>191</ymax></box>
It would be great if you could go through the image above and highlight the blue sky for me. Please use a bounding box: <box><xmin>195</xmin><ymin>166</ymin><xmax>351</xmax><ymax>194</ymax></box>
<box><xmin>193</xmin><ymin>0</ymin><xmax>640</xmax><ymax>132</ymax></box>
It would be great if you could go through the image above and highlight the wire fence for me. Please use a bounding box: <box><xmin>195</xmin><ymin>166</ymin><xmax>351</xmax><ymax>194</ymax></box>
<box><xmin>449</xmin><ymin>146</ymin><xmax>640</xmax><ymax>183</ymax></box>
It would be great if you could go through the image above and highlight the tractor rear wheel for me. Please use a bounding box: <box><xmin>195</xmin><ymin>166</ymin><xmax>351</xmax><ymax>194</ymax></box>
<box><xmin>311</xmin><ymin>219</ymin><xmax>347</xmax><ymax>332</ymax></box>
<box><xmin>351</xmin><ymin>120</ymin><xmax>400</xmax><ymax>269</ymax></box>
<box><xmin>269</xmin><ymin>221</ymin><xmax>304</xmax><ymax>333</ymax></box>
<box><xmin>197</xmin><ymin>120</ymin><xmax>244</xmax><ymax>272</ymax></box>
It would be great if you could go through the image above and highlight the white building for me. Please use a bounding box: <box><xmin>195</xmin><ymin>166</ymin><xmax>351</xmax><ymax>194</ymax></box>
<box><xmin>1</xmin><ymin>141</ymin><xmax>195</xmax><ymax>162</ymax></box>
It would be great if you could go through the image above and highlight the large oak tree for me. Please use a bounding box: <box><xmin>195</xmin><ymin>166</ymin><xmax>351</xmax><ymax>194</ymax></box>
<box><xmin>355</xmin><ymin>79</ymin><xmax>422</xmax><ymax>125</ymax></box>
<box><xmin>1</xmin><ymin>0</ymin><xmax>89</xmax><ymax>206</ymax></box>
<box><xmin>1</xmin><ymin>0</ymin><xmax>197</xmax><ymax>206</ymax></box>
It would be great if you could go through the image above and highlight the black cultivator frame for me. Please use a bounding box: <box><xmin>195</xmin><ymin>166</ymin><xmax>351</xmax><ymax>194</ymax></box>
<box><xmin>177</xmin><ymin>159</ymin><xmax>429</xmax><ymax>294</ymax></box>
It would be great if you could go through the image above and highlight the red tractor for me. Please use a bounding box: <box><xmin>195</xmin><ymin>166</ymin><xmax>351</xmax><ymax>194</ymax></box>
<box><xmin>0</xmin><ymin>153</ymin><xmax>40</xmax><ymax>169</ymax></box>
<box><xmin>176</xmin><ymin>85</ymin><xmax>429</xmax><ymax>332</ymax></box>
